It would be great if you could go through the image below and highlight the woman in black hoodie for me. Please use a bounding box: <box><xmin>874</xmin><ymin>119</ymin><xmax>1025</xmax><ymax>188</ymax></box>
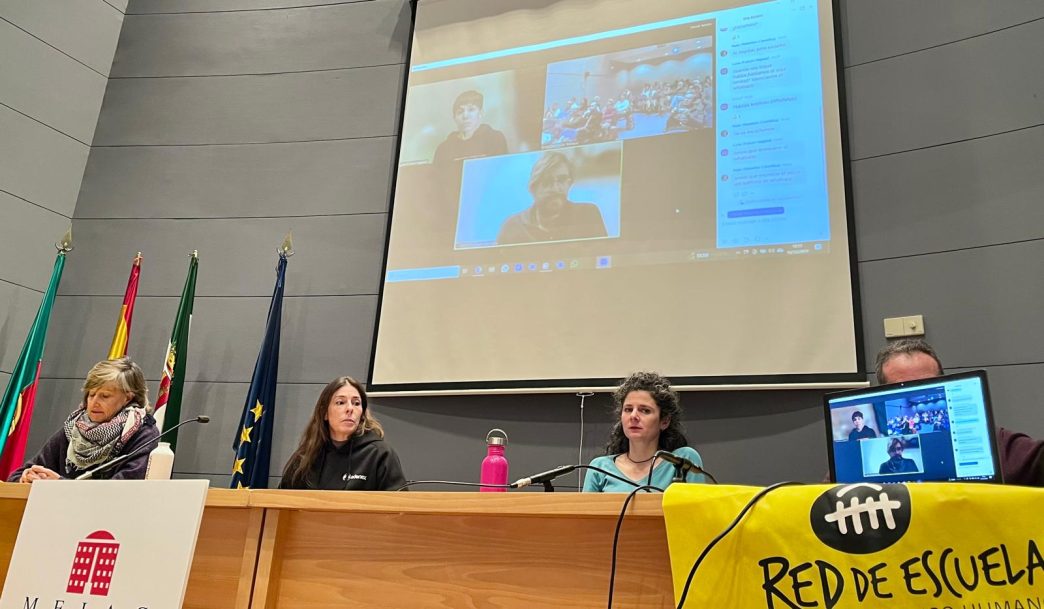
<box><xmin>279</xmin><ymin>376</ymin><xmax>406</xmax><ymax>490</ymax></box>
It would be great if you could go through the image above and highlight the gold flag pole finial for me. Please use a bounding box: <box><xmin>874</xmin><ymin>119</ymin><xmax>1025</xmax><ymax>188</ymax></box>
<box><xmin>191</xmin><ymin>249</ymin><xmax>199</xmax><ymax>260</ymax></box>
<box><xmin>56</xmin><ymin>227</ymin><xmax>73</xmax><ymax>253</ymax></box>
<box><xmin>133</xmin><ymin>251</ymin><xmax>143</xmax><ymax>266</ymax></box>
<box><xmin>278</xmin><ymin>231</ymin><xmax>294</xmax><ymax>258</ymax></box>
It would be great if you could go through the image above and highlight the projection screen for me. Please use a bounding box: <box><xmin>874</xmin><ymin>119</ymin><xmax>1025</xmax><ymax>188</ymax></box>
<box><xmin>369</xmin><ymin>0</ymin><xmax>863</xmax><ymax>393</ymax></box>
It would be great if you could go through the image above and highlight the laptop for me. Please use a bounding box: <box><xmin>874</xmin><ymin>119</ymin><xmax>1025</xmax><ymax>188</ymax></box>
<box><xmin>824</xmin><ymin>370</ymin><xmax>1002</xmax><ymax>484</ymax></box>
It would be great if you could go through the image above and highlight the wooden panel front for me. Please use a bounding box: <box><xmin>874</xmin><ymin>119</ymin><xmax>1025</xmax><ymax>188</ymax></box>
<box><xmin>0</xmin><ymin>484</ymin><xmax>28</xmax><ymax>592</ymax></box>
<box><xmin>259</xmin><ymin>503</ymin><xmax>673</xmax><ymax>608</ymax></box>
<box><xmin>183</xmin><ymin>505</ymin><xmax>262</xmax><ymax>609</ymax></box>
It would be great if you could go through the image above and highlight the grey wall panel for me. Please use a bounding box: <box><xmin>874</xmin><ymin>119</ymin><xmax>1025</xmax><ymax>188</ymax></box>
<box><xmin>0</xmin><ymin>0</ymin><xmax>124</xmax><ymax>75</ymax></box>
<box><xmin>92</xmin><ymin>64</ymin><xmax>405</xmax><ymax>146</ymax></box>
<box><xmin>841</xmin><ymin>1</ymin><xmax>1044</xmax><ymax>67</ymax></box>
<box><xmin>59</xmin><ymin>216</ymin><xmax>386</xmax><ymax>297</ymax></box>
<box><xmin>376</xmin><ymin>389</ymin><xmax>829</xmax><ymax>488</ymax></box>
<box><xmin>0</xmin><ymin>194</ymin><xmax>71</xmax><ymax>291</ymax></box>
<box><xmin>859</xmin><ymin>239</ymin><xmax>1044</xmax><ymax>370</ymax></box>
<box><xmin>112</xmin><ymin>0</ymin><xmax>407</xmax><ymax>77</ymax></box>
<box><xmin>170</xmin><ymin>380</ymin><xmax>828</xmax><ymax>486</ymax></box>
<box><xmin>127</xmin><ymin>0</ymin><xmax>358</xmax><ymax>14</ymax></box>
<box><xmin>42</xmin><ymin>294</ymin><xmax>375</xmax><ymax>384</ymax></box>
<box><xmin>106</xmin><ymin>0</ymin><xmax>128</xmax><ymax>13</ymax></box>
<box><xmin>0</xmin><ymin>282</ymin><xmax>45</xmax><ymax>375</ymax></box>
<box><xmin>0</xmin><ymin>19</ymin><xmax>108</xmax><ymax>144</ymax></box>
<box><xmin>852</xmin><ymin>125</ymin><xmax>1044</xmax><ymax>261</ymax></box>
<box><xmin>75</xmin><ymin>137</ymin><xmax>396</xmax><ymax>219</ymax></box>
<box><xmin>0</xmin><ymin>106</ymin><xmax>89</xmax><ymax>217</ymax></box>
<box><xmin>679</xmin><ymin>391</ymin><xmax>827</xmax><ymax>486</ymax></box>
<box><xmin>845</xmin><ymin>19</ymin><xmax>1044</xmax><ymax>160</ymax></box>
<box><xmin>42</xmin><ymin>295</ymin><xmax>178</xmax><ymax>382</ymax></box>
<box><xmin>175</xmin><ymin>381</ymin><xmax>315</xmax><ymax>478</ymax></box>
<box><xmin>188</xmin><ymin>295</ymin><xmax>377</xmax><ymax>384</ymax></box>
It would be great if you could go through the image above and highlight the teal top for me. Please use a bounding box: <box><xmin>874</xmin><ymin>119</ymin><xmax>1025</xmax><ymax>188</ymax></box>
<box><xmin>582</xmin><ymin>446</ymin><xmax>707</xmax><ymax>492</ymax></box>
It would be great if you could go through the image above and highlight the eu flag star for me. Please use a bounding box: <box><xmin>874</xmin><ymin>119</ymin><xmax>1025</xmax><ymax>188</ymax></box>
<box><xmin>233</xmin><ymin>458</ymin><xmax>245</xmax><ymax>475</ymax></box>
<box><xmin>240</xmin><ymin>425</ymin><xmax>253</xmax><ymax>443</ymax></box>
<box><xmin>251</xmin><ymin>400</ymin><xmax>263</xmax><ymax>420</ymax></box>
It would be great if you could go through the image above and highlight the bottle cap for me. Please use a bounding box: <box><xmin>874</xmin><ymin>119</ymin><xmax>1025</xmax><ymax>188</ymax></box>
<box><xmin>486</xmin><ymin>428</ymin><xmax>508</xmax><ymax>446</ymax></box>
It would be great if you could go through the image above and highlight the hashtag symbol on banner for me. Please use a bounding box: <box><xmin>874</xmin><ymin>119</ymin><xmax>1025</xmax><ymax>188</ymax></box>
<box><xmin>822</xmin><ymin>483</ymin><xmax>902</xmax><ymax>535</ymax></box>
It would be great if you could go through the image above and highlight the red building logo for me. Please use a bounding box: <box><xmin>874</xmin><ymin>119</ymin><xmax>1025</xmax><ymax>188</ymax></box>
<box><xmin>66</xmin><ymin>530</ymin><xmax>120</xmax><ymax>596</ymax></box>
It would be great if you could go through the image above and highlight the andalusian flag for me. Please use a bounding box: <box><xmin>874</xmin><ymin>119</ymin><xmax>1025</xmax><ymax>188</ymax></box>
<box><xmin>0</xmin><ymin>251</ymin><xmax>66</xmax><ymax>477</ymax></box>
<box><xmin>107</xmin><ymin>253</ymin><xmax>141</xmax><ymax>359</ymax></box>
<box><xmin>231</xmin><ymin>254</ymin><xmax>287</xmax><ymax>489</ymax></box>
<box><xmin>154</xmin><ymin>252</ymin><xmax>198</xmax><ymax>451</ymax></box>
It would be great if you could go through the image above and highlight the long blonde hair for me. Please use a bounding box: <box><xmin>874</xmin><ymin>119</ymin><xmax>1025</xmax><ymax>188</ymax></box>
<box><xmin>281</xmin><ymin>376</ymin><xmax>384</xmax><ymax>488</ymax></box>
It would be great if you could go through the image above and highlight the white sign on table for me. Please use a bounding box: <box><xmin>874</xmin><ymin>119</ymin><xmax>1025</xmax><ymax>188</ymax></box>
<box><xmin>0</xmin><ymin>479</ymin><xmax>208</xmax><ymax>609</ymax></box>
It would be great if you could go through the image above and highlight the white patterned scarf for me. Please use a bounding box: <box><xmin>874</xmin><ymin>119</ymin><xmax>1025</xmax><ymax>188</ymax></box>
<box><xmin>63</xmin><ymin>403</ymin><xmax>147</xmax><ymax>471</ymax></box>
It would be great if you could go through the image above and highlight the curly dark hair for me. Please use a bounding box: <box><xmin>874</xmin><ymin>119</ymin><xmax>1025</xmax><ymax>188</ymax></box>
<box><xmin>603</xmin><ymin>371</ymin><xmax>689</xmax><ymax>454</ymax></box>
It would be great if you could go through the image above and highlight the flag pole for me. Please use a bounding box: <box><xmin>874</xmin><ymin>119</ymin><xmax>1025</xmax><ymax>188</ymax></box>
<box><xmin>0</xmin><ymin>228</ymin><xmax>71</xmax><ymax>476</ymax></box>
<box><xmin>230</xmin><ymin>233</ymin><xmax>291</xmax><ymax>489</ymax></box>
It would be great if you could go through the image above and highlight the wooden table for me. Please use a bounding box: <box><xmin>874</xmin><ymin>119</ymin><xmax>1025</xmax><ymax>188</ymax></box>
<box><xmin>0</xmin><ymin>485</ymin><xmax>674</xmax><ymax>608</ymax></box>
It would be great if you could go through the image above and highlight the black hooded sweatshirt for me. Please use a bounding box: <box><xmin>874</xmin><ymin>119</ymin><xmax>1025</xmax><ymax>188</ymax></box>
<box><xmin>279</xmin><ymin>429</ymin><xmax>407</xmax><ymax>491</ymax></box>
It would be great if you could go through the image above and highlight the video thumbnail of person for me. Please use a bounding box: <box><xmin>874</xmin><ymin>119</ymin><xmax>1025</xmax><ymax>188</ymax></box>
<box><xmin>829</xmin><ymin>403</ymin><xmax>881</xmax><ymax>442</ymax></box>
<box><xmin>860</xmin><ymin>435</ymin><xmax>924</xmax><ymax>477</ymax></box>
<box><xmin>542</xmin><ymin>36</ymin><xmax>714</xmax><ymax>148</ymax></box>
<box><xmin>453</xmin><ymin>141</ymin><xmax>623</xmax><ymax>249</ymax></box>
<box><xmin>398</xmin><ymin>69</ymin><xmax>542</xmax><ymax>166</ymax></box>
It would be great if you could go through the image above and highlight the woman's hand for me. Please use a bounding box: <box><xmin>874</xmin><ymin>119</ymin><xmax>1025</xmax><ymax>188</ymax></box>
<box><xmin>20</xmin><ymin>465</ymin><xmax>61</xmax><ymax>483</ymax></box>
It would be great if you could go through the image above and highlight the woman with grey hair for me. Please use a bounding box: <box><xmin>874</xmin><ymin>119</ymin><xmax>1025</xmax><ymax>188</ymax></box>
<box><xmin>7</xmin><ymin>357</ymin><xmax>159</xmax><ymax>482</ymax></box>
<box><xmin>582</xmin><ymin>371</ymin><xmax>707</xmax><ymax>492</ymax></box>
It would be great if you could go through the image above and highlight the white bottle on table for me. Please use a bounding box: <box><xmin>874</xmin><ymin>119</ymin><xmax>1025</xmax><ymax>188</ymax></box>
<box><xmin>145</xmin><ymin>442</ymin><xmax>175</xmax><ymax>480</ymax></box>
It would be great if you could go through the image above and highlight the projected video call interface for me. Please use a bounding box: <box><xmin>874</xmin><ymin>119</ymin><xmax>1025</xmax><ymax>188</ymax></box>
<box><xmin>387</xmin><ymin>0</ymin><xmax>832</xmax><ymax>284</ymax></box>
<box><xmin>827</xmin><ymin>377</ymin><xmax>998</xmax><ymax>484</ymax></box>
<box><xmin>371</xmin><ymin>0</ymin><xmax>859</xmax><ymax>390</ymax></box>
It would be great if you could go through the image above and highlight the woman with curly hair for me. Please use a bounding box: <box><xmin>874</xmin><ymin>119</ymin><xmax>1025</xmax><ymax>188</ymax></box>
<box><xmin>582</xmin><ymin>371</ymin><xmax>707</xmax><ymax>492</ymax></box>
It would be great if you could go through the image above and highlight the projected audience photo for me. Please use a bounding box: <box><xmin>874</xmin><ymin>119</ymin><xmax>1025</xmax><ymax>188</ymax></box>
<box><xmin>861</xmin><ymin>436</ymin><xmax>924</xmax><ymax>477</ymax></box>
<box><xmin>453</xmin><ymin>142</ymin><xmax>622</xmax><ymax>249</ymax></box>
<box><xmin>399</xmin><ymin>70</ymin><xmax>531</xmax><ymax>165</ymax></box>
<box><xmin>883</xmin><ymin>389</ymin><xmax>950</xmax><ymax>435</ymax></box>
<box><xmin>542</xmin><ymin>36</ymin><xmax>714</xmax><ymax>148</ymax></box>
<box><xmin>829</xmin><ymin>404</ymin><xmax>880</xmax><ymax>442</ymax></box>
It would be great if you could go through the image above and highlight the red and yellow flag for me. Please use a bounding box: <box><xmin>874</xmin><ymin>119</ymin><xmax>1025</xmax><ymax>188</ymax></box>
<box><xmin>107</xmin><ymin>253</ymin><xmax>141</xmax><ymax>359</ymax></box>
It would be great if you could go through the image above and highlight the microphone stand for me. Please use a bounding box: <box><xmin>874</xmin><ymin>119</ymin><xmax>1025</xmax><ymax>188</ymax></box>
<box><xmin>672</xmin><ymin>464</ymin><xmax>686</xmax><ymax>484</ymax></box>
<box><xmin>74</xmin><ymin>415</ymin><xmax>209</xmax><ymax>480</ymax></box>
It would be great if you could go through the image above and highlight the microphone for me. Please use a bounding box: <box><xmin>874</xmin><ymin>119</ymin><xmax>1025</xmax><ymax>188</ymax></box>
<box><xmin>510</xmin><ymin>464</ymin><xmax>576</xmax><ymax>489</ymax></box>
<box><xmin>654</xmin><ymin>450</ymin><xmax>717</xmax><ymax>484</ymax></box>
<box><xmin>74</xmin><ymin>415</ymin><xmax>210</xmax><ymax>480</ymax></box>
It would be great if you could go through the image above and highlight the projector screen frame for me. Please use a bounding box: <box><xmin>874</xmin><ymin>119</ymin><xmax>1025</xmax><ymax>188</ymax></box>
<box><xmin>367</xmin><ymin>0</ymin><xmax>867</xmax><ymax>395</ymax></box>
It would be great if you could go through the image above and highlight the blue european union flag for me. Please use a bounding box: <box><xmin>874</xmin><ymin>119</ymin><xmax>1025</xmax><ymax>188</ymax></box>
<box><xmin>231</xmin><ymin>255</ymin><xmax>286</xmax><ymax>489</ymax></box>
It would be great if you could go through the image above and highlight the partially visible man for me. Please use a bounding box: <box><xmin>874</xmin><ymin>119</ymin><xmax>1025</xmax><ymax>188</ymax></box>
<box><xmin>433</xmin><ymin>90</ymin><xmax>508</xmax><ymax>164</ymax></box>
<box><xmin>497</xmin><ymin>151</ymin><xmax>608</xmax><ymax>245</ymax></box>
<box><xmin>848</xmin><ymin>410</ymin><xmax>877</xmax><ymax>441</ymax></box>
<box><xmin>875</xmin><ymin>338</ymin><xmax>1044</xmax><ymax>487</ymax></box>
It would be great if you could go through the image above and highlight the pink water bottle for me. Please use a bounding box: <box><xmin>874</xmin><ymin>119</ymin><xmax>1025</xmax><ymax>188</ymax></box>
<box><xmin>480</xmin><ymin>428</ymin><xmax>509</xmax><ymax>492</ymax></box>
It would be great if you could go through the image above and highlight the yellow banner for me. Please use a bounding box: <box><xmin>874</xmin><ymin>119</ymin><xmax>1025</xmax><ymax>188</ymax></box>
<box><xmin>663</xmin><ymin>483</ymin><xmax>1044</xmax><ymax>608</ymax></box>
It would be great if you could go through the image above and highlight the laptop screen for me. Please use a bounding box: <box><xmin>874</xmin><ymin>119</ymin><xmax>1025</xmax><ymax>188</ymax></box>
<box><xmin>824</xmin><ymin>371</ymin><xmax>1001</xmax><ymax>484</ymax></box>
